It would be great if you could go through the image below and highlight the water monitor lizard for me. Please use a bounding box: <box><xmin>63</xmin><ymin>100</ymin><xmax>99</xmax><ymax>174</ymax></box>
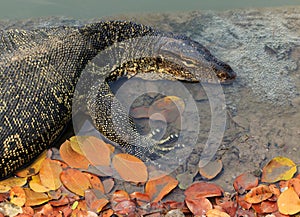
<box><xmin>0</xmin><ymin>20</ymin><xmax>236</xmax><ymax>179</ymax></box>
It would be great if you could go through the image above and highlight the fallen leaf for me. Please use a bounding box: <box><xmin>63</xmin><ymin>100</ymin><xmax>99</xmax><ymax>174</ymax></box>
<box><xmin>0</xmin><ymin>177</ymin><xmax>27</xmax><ymax>193</ymax></box>
<box><xmin>244</xmin><ymin>185</ymin><xmax>273</xmax><ymax>204</ymax></box>
<box><xmin>199</xmin><ymin>159</ymin><xmax>223</xmax><ymax>180</ymax></box>
<box><xmin>111</xmin><ymin>190</ymin><xmax>130</xmax><ymax>203</ymax></box>
<box><xmin>145</xmin><ymin>175</ymin><xmax>178</xmax><ymax>202</ymax></box>
<box><xmin>130</xmin><ymin>192</ymin><xmax>150</xmax><ymax>206</ymax></box>
<box><xmin>83</xmin><ymin>173</ymin><xmax>105</xmax><ymax>193</ymax></box>
<box><xmin>184</xmin><ymin>182</ymin><xmax>223</xmax><ymax>200</ymax></box>
<box><xmin>288</xmin><ymin>178</ymin><xmax>300</xmax><ymax>196</ymax></box>
<box><xmin>10</xmin><ymin>186</ymin><xmax>26</xmax><ymax>207</ymax></box>
<box><xmin>24</xmin><ymin>188</ymin><xmax>51</xmax><ymax>206</ymax></box>
<box><xmin>185</xmin><ymin>197</ymin><xmax>212</xmax><ymax>215</ymax></box>
<box><xmin>233</xmin><ymin>172</ymin><xmax>259</xmax><ymax>194</ymax></box>
<box><xmin>112</xmin><ymin>153</ymin><xmax>148</xmax><ymax>183</ymax></box>
<box><xmin>206</xmin><ymin>209</ymin><xmax>230</xmax><ymax>217</ymax></box>
<box><xmin>15</xmin><ymin>151</ymin><xmax>47</xmax><ymax>178</ymax></box>
<box><xmin>75</xmin><ymin>136</ymin><xmax>111</xmax><ymax>166</ymax></box>
<box><xmin>60</xmin><ymin>139</ymin><xmax>90</xmax><ymax>169</ymax></box>
<box><xmin>260</xmin><ymin>201</ymin><xmax>278</xmax><ymax>213</ymax></box>
<box><xmin>102</xmin><ymin>178</ymin><xmax>114</xmax><ymax>194</ymax></box>
<box><xmin>85</xmin><ymin>189</ymin><xmax>108</xmax><ymax>213</ymax></box>
<box><xmin>90</xmin><ymin>198</ymin><xmax>109</xmax><ymax>213</ymax></box>
<box><xmin>236</xmin><ymin>195</ymin><xmax>251</xmax><ymax>210</ymax></box>
<box><xmin>60</xmin><ymin>168</ymin><xmax>92</xmax><ymax>196</ymax></box>
<box><xmin>113</xmin><ymin>200</ymin><xmax>136</xmax><ymax>215</ymax></box>
<box><xmin>277</xmin><ymin>187</ymin><xmax>300</xmax><ymax>215</ymax></box>
<box><xmin>29</xmin><ymin>175</ymin><xmax>50</xmax><ymax>193</ymax></box>
<box><xmin>39</xmin><ymin>158</ymin><xmax>62</xmax><ymax>190</ymax></box>
<box><xmin>261</xmin><ymin>156</ymin><xmax>297</xmax><ymax>183</ymax></box>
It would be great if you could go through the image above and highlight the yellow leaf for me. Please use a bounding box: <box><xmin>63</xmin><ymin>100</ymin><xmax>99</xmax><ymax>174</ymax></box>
<box><xmin>29</xmin><ymin>175</ymin><xmax>50</xmax><ymax>193</ymax></box>
<box><xmin>0</xmin><ymin>177</ymin><xmax>27</xmax><ymax>193</ymax></box>
<box><xmin>39</xmin><ymin>159</ymin><xmax>62</xmax><ymax>190</ymax></box>
<box><xmin>24</xmin><ymin>188</ymin><xmax>51</xmax><ymax>206</ymax></box>
<box><xmin>277</xmin><ymin>187</ymin><xmax>300</xmax><ymax>215</ymax></box>
<box><xmin>112</xmin><ymin>153</ymin><xmax>148</xmax><ymax>183</ymax></box>
<box><xmin>262</xmin><ymin>156</ymin><xmax>297</xmax><ymax>183</ymax></box>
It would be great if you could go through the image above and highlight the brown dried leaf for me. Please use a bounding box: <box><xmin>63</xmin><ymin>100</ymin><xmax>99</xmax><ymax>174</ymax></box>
<box><xmin>60</xmin><ymin>168</ymin><xmax>91</xmax><ymax>196</ymax></box>
<box><xmin>185</xmin><ymin>197</ymin><xmax>212</xmax><ymax>215</ymax></box>
<box><xmin>184</xmin><ymin>182</ymin><xmax>223</xmax><ymax>200</ymax></box>
<box><xmin>112</xmin><ymin>153</ymin><xmax>148</xmax><ymax>183</ymax></box>
<box><xmin>199</xmin><ymin>159</ymin><xmax>223</xmax><ymax>180</ymax></box>
<box><xmin>145</xmin><ymin>175</ymin><xmax>178</xmax><ymax>202</ymax></box>
<box><xmin>60</xmin><ymin>139</ymin><xmax>90</xmax><ymax>169</ymax></box>
<box><xmin>206</xmin><ymin>209</ymin><xmax>231</xmax><ymax>217</ymax></box>
<box><xmin>83</xmin><ymin>172</ymin><xmax>104</xmax><ymax>193</ymax></box>
<box><xmin>233</xmin><ymin>172</ymin><xmax>259</xmax><ymax>194</ymax></box>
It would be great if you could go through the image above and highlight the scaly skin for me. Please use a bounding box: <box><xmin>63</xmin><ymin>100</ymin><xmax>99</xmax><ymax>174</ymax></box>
<box><xmin>0</xmin><ymin>20</ymin><xmax>236</xmax><ymax>179</ymax></box>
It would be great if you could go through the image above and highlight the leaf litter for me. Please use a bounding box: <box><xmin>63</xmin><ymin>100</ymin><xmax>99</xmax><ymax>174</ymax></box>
<box><xmin>0</xmin><ymin>135</ymin><xmax>300</xmax><ymax>216</ymax></box>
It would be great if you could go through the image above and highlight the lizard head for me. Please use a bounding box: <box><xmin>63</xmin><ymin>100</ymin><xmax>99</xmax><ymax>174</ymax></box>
<box><xmin>156</xmin><ymin>36</ymin><xmax>236</xmax><ymax>84</ymax></box>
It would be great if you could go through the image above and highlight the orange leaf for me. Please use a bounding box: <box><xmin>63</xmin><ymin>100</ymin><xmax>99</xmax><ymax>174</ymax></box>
<box><xmin>83</xmin><ymin>172</ymin><xmax>105</xmax><ymax>193</ymax></box>
<box><xmin>261</xmin><ymin>156</ymin><xmax>297</xmax><ymax>183</ymax></box>
<box><xmin>130</xmin><ymin>192</ymin><xmax>150</xmax><ymax>206</ymax></box>
<box><xmin>145</xmin><ymin>175</ymin><xmax>178</xmax><ymax>202</ymax></box>
<box><xmin>233</xmin><ymin>172</ymin><xmax>259</xmax><ymax>194</ymax></box>
<box><xmin>149</xmin><ymin>96</ymin><xmax>185</xmax><ymax>123</ymax></box>
<box><xmin>60</xmin><ymin>168</ymin><xmax>92</xmax><ymax>196</ymax></box>
<box><xmin>112</xmin><ymin>153</ymin><xmax>148</xmax><ymax>183</ymax></box>
<box><xmin>184</xmin><ymin>182</ymin><xmax>223</xmax><ymax>200</ymax></box>
<box><xmin>10</xmin><ymin>186</ymin><xmax>26</xmax><ymax>207</ymax></box>
<box><xmin>244</xmin><ymin>185</ymin><xmax>272</xmax><ymax>204</ymax></box>
<box><xmin>236</xmin><ymin>195</ymin><xmax>251</xmax><ymax>210</ymax></box>
<box><xmin>277</xmin><ymin>187</ymin><xmax>300</xmax><ymax>215</ymax></box>
<box><xmin>15</xmin><ymin>151</ymin><xmax>47</xmax><ymax>178</ymax></box>
<box><xmin>39</xmin><ymin>159</ymin><xmax>62</xmax><ymax>190</ymax></box>
<box><xmin>24</xmin><ymin>188</ymin><xmax>51</xmax><ymax>206</ymax></box>
<box><xmin>288</xmin><ymin>178</ymin><xmax>300</xmax><ymax>196</ymax></box>
<box><xmin>111</xmin><ymin>190</ymin><xmax>130</xmax><ymax>203</ymax></box>
<box><xmin>90</xmin><ymin>198</ymin><xmax>109</xmax><ymax>213</ymax></box>
<box><xmin>199</xmin><ymin>159</ymin><xmax>223</xmax><ymax>180</ymax></box>
<box><xmin>185</xmin><ymin>197</ymin><xmax>212</xmax><ymax>215</ymax></box>
<box><xmin>60</xmin><ymin>140</ymin><xmax>90</xmax><ymax>169</ymax></box>
<box><xmin>206</xmin><ymin>209</ymin><xmax>230</xmax><ymax>217</ymax></box>
<box><xmin>75</xmin><ymin>136</ymin><xmax>111</xmax><ymax>166</ymax></box>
